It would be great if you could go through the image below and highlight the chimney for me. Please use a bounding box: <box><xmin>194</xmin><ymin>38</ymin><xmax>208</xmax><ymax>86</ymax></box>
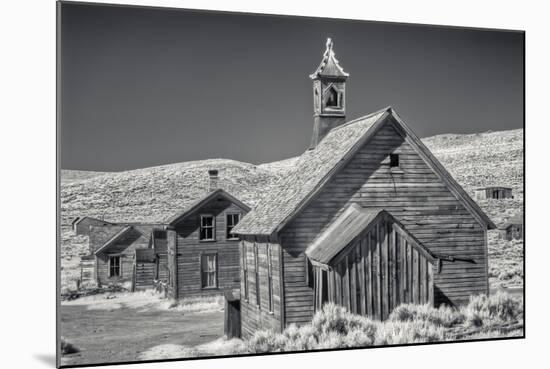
<box><xmin>208</xmin><ymin>169</ymin><xmax>219</xmax><ymax>192</ymax></box>
<box><xmin>309</xmin><ymin>38</ymin><xmax>349</xmax><ymax>148</ymax></box>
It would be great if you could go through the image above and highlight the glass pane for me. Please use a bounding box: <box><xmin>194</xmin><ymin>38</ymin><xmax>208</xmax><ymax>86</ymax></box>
<box><xmin>208</xmin><ymin>255</ymin><xmax>216</xmax><ymax>271</ymax></box>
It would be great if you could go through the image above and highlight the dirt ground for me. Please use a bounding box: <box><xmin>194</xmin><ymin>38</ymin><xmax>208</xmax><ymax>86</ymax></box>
<box><xmin>60</xmin><ymin>295</ymin><xmax>224</xmax><ymax>366</ymax></box>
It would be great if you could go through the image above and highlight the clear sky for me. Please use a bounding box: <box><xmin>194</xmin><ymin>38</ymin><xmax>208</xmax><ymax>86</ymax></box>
<box><xmin>60</xmin><ymin>2</ymin><xmax>524</xmax><ymax>171</ymax></box>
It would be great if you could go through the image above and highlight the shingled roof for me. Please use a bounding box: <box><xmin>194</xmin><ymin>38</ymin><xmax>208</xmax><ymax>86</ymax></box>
<box><xmin>165</xmin><ymin>188</ymin><xmax>250</xmax><ymax>227</ymax></box>
<box><xmin>306</xmin><ymin>205</ymin><xmax>382</xmax><ymax>265</ymax></box>
<box><xmin>233</xmin><ymin>106</ymin><xmax>496</xmax><ymax>236</ymax></box>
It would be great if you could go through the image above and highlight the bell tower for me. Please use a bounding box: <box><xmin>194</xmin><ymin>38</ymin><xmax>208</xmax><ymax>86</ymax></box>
<box><xmin>309</xmin><ymin>38</ymin><xmax>349</xmax><ymax>148</ymax></box>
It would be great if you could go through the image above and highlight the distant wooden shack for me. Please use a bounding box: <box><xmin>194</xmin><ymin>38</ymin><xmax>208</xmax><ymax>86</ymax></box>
<box><xmin>500</xmin><ymin>213</ymin><xmax>524</xmax><ymax>240</ymax></box>
<box><xmin>474</xmin><ymin>186</ymin><xmax>513</xmax><ymax>200</ymax></box>
<box><xmin>165</xmin><ymin>185</ymin><xmax>250</xmax><ymax>299</ymax></box>
<box><xmin>232</xmin><ymin>40</ymin><xmax>495</xmax><ymax>338</ymax></box>
<box><xmin>72</xmin><ymin>216</ymin><xmax>114</xmax><ymax>236</ymax></box>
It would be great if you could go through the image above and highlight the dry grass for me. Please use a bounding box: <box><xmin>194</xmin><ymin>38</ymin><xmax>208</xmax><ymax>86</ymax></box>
<box><xmin>62</xmin><ymin>290</ymin><xmax>224</xmax><ymax>314</ymax></box>
<box><xmin>160</xmin><ymin>295</ymin><xmax>225</xmax><ymax>314</ymax></box>
<box><xmin>462</xmin><ymin>291</ymin><xmax>523</xmax><ymax>328</ymax></box>
<box><xmin>389</xmin><ymin>303</ymin><xmax>465</xmax><ymax>328</ymax></box>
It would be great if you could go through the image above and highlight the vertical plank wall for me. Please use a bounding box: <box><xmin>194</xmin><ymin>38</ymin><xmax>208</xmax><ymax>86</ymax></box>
<box><xmin>240</xmin><ymin>236</ymin><xmax>282</xmax><ymax>338</ymax></box>
<box><xmin>321</xmin><ymin>218</ymin><xmax>434</xmax><ymax>320</ymax></box>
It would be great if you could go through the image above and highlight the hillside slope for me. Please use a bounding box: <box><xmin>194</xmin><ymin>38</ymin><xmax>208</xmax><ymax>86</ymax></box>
<box><xmin>423</xmin><ymin>129</ymin><xmax>523</xmax><ymax>226</ymax></box>
<box><xmin>60</xmin><ymin>129</ymin><xmax>523</xmax><ymax>289</ymax></box>
<box><xmin>61</xmin><ymin>170</ymin><xmax>110</xmax><ymax>184</ymax></box>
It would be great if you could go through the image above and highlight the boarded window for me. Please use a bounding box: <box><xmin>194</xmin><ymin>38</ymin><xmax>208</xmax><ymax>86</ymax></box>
<box><xmin>242</xmin><ymin>243</ymin><xmax>249</xmax><ymax>300</ymax></box>
<box><xmin>201</xmin><ymin>253</ymin><xmax>217</xmax><ymax>288</ymax></box>
<box><xmin>109</xmin><ymin>256</ymin><xmax>121</xmax><ymax>277</ymax></box>
<box><xmin>267</xmin><ymin>245</ymin><xmax>273</xmax><ymax>313</ymax></box>
<box><xmin>254</xmin><ymin>243</ymin><xmax>260</xmax><ymax>307</ymax></box>
<box><xmin>200</xmin><ymin>215</ymin><xmax>215</xmax><ymax>240</ymax></box>
<box><xmin>226</xmin><ymin>213</ymin><xmax>240</xmax><ymax>240</ymax></box>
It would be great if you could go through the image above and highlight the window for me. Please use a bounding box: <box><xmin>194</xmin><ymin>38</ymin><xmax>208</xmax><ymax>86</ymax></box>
<box><xmin>326</xmin><ymin>86</ymin><xmax>340</xmax><ymax>108</ymax></box>
<box><xmin>242</xmin><ymin>242</ymin><xmax>249</xmax><ymax>301</ymax></box>
<box><xmin>306</xmin><ymin>258</ymin><xmax>314</xmax><ymax>289</ymax></box>
<box><xmin>109</xmin><ymin>256</ymin><xmax>121</xmax><ymax>277</ymax></box>
<box><xmin>267</xmin><ymin>244</ymin><xmax>274</xmax><ymax>313</ymax></box>
<box><xmin>254</xmin><ymin>243</ymin><xmax>260</xmax><ymax>307</ymax></box>
<box><xmin>226</xmin><ymin>213</ymin><xmax>241</xmax><ymax>240</ymax></box>
<box><xmin>201</xmin><ymin>253</ymin><xmax>217</xmax><ymax>288</ymax></box>
<box><xmin>200</xmin><ymin>215</ymin><xmax>215</xmax><ymax>241</ymax></box>
<box><xmin>390</xmin><ymin>153</ymin><xmax>399</xmax><ymax>168</ymax></box>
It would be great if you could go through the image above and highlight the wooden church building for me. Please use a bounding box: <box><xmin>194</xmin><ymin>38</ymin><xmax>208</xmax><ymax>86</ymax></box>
<box><xmin>232</xmin><ymin>39</ymin><xmax>496</xmax><ymax>337</ymax></box>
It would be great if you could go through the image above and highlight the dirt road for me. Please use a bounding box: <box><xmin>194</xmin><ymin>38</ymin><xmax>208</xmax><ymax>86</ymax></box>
<box><xmin>60</xmin><ymin>301</ymin><xmax>223</xmax><ymax>366</ymax></box>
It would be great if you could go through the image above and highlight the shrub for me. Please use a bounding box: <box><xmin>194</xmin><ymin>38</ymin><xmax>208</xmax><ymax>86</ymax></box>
<box><xmin>311</xmin><ymin>303</ymin><xmax>376</xmax><ymax>335</ymax></box>
<box><xmin>463</xmin><ymin>292</ymin><xmax>523</xmax><ymax>328</ymax></box>
<box><xmin>375</xmin><ymin>319</ymin><xmax>446</xmax><ymax>345</ymax></box>
<box><xmin>281</xmin><ymin>324</ymin><xmax>318</xmax><ymax>351</ymax></box>
<box><xmin>246</xmin><ymin>330</ymin><xmax>286</xmax><ymax>353</ymax></box>
<box><xmin>60</xmin><ymin>337</ymin><xmax>79</xmax><ymax>355</ymax></box>
<box><xmin>389</xmin><ymin>303</ymin><xmax>465</xmax><ymax>328</ymax></box>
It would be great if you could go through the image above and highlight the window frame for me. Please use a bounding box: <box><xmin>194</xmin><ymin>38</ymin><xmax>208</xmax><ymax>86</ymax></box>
<box><xmin>226</xmin><ymin>213</ymin><xmax>241</xmax><ymax>241</ymax></box>
<box><xmin>199</xmin><ymin>214</ymin><xmax>216</xmax><ymax>241</ymax></box>
<box><xmin>200</xmin><ymin>252</ymin><xmax>218</xmax><ymax>289</ymax></box>
<box><xmin>108</xmin><ymin>255</ymin><xmax>122</xmax><ymax>278</ymax></box>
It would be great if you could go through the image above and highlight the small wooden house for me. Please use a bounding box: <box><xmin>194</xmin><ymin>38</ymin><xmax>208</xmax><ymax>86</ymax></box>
<box><xmin>474</xmin><ymin>186</ymin><xmax>513</xmax><ymax>200</ymax></box>
<box><xmin>85</xmin><ymin>223</ymin><xmax>161</xmax><ymax>287</ymax></box>
<box><xmin>500</xmin><ymin>213</ymin><xmax>523</xmax><ymax>240</ymax></box>
<box><xmin>72</xmin><ymin>216</ymin><xmax>114</xmax><ymax>236</ymax></box>
<box><xmin>232</xmin><ymin>39</ymin><xmax>496</xmax><ymax>338</ymax></box>
<box><xmin>165</xmin><ymin>182</ymin><xmax>250</xmax><ymax>299</ymax></box>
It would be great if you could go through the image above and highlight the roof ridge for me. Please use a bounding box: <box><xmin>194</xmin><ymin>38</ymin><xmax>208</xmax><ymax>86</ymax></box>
<box><xmin>329</xmin><ymin>106</ymin><xmax>392</xmax><ymax>133</ymax></box>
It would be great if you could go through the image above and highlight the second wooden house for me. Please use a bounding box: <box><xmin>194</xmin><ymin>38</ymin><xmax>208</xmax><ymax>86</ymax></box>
<box><xmin>164</xmin><ymin>170</ymin><xmax>251</xmax><ymax>299</ymax></box>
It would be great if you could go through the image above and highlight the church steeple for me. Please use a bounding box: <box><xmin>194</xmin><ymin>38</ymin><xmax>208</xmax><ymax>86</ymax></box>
<box><xmin>310</xmin><ymin>38</ymin><xmax>349</xmax><ymax>148</ymax></box>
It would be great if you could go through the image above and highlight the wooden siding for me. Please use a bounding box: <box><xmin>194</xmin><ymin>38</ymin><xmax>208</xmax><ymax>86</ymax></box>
<box><xmin>95</xmin><ymin>228</ymin><xmax>149</xmax><ymax>286</ymax></box>
<box><xmin>279</xmin><ymin>122</ymin><xmax>488</xmax><ymax>326</ymax></box>
<box><xmin>314</xmin><ymin>216</ymin><xmax>435</xmax><ymax>320</ymax></box>
<box><xmin>240</xmin><ymin>237</ymin><xmax>283</xmax><ymax>339</ymax></box>
<box><xmin>173</xmin><ymin>198</ymin><xmax>247</xmax><ymax>298</ymax></box>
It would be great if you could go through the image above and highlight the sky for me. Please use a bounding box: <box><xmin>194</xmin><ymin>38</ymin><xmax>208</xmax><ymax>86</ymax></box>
<box><xmin>60</xmin><ymin>2</ymin><xmax>524</xmax><ymax>171</ymax></box>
